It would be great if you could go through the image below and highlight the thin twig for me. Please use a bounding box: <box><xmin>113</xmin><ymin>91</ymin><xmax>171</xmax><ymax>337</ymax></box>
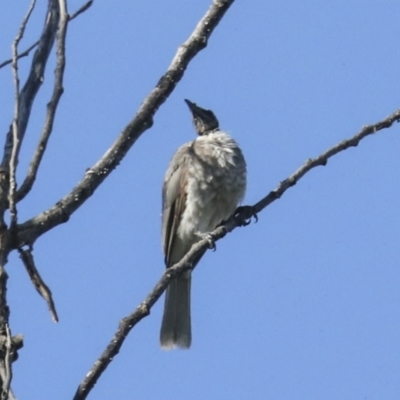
<box><xmin>2</xmin><ymin>0</ymin><xmax>59</xmax><ymax>168</ymax></box>
<box><xmin>16</xmin><ymin>0</ymin><xmax>236</xmax><ymax>248</ymax></box>
<box><xmin>8</xmin><ymin>123</ymin><xmax>19</xmax><ymax>230</ymax></box>
<box><xmin>17</xmin><ymin>0</ymin><xmax>69</xmax><ymax>202</ymax></box>
<box><xmin>73</xmin><ymin>106</ymin><xmax>400</xmax><ymax>400</ymax></box>
<box><xmin>69</xmin><ymin>0</ymin><xmax>93</xmax><ymax>21</ymax></box>
<box><xmin>9</xmin><ymin>0</ymin><xmax>37</xmax><ymax>229</ymax></box>
<box><xmin>19</xmin><ymin>248</ymin><xmax>58</xmax><ymax>323</ymax></box>
<box><xmin>0</xmin><ymin>41</ymin><xmax>39</xmax><ymax>70</ymax></box>
<box><xmin>0</xmin><ymin>0</ymin><xmax>91</xmax><ymax>71</ymax></box>
<box><xmin>252</xmin><ymin>109</ymin><xmax>400</xmax><ymax>214</ymax></box>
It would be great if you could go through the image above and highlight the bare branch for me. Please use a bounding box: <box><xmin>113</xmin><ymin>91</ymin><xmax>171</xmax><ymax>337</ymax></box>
<box><xmin>0</xmin><ymin>41</ymin><xmax>39</xmax><ymax>70</ymax></box>
<box><xmin>19</xmin><ymin>248</ymin><xmax>58</xmax><ymax>322</ymax></box>
<box><xmin>72</xmin><ymin>235</ymin><xmax>212</xmax><ymax>400</ymax></box>
<box><xmin>69</xmin><ymin>0</ymin><xmax>93</xmax><ymax>21</ymax></box>
<box><xmin>2</xmin><ymin>0</ymin><xmax>59</xmax><ymax>168</ymax></box>
<box><xmin>12</xmin><ymin>0</ymin><xmax>66</xmax><ymax>324</ymax></box>
<box><xmin>8</xmin><ymin>123</ymin><xmax>19</xmax><ymax>229</ymax></box>
<box><xmin>16</xmin><ymin>0</ymin><xmax>236</xmax><ymax>247</ymax></box>
<box><xmin>0</xmin><ymin>0</ymin><xmax>92</xmax><ymax>71</ymax></box>
<box><xmin>252</xmin><ymin>108</ymin><xmax>400</xmax><ymax>215</ymax></box>
<box><xmin>16</xmin><ymin>0</ymin><xmax>69</xmax><ymax>203</ymax></box>
<box><xmin>8</xmin><ymin>0</ymin><xmax>37</xmax><ymax>229</ymax></box>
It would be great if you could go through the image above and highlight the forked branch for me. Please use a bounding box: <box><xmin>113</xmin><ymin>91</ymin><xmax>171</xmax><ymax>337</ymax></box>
<box><xmin>2</xmin><ymin>0</ymin><xmax>59</xmax><ymax>168</ymax></box>
<box><xmin>0</xmin><ymin>41</ymin><xmax>39</xmax><ymax>70</ymax></box>
<box><xmin>16</xmin><ymin>0</ymin><xmax>70</xmax><ymax>202</ymax></box>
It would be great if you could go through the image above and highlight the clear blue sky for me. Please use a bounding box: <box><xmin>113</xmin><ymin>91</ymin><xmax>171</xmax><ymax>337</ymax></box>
<box><xmin>1</xmin><ymin>1</ymin><xmax>400</xmax><ymax>399</ymax></box>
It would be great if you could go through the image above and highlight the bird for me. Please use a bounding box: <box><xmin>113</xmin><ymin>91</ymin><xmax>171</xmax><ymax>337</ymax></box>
<box><xmin>160</xmin><ymin>99</ymin><xmax>247</xmax><ymax>350</ymax></box>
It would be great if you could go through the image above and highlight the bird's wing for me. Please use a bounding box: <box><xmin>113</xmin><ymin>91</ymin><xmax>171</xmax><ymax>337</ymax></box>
<box><xmin>162</xmin><ymin>144</ymin><xmax>190</xmax><ymax>268</ymax></box>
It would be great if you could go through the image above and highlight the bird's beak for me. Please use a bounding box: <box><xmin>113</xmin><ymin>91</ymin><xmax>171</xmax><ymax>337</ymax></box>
<box><xmin>184</xmin><ymin>99</ymin><xmax>207</xmax><ymax>120</ymax></box>
<box><xmin>184</xmin><ymin>99</ymin><xmax>197</xmax><ymax>113</ymax></box>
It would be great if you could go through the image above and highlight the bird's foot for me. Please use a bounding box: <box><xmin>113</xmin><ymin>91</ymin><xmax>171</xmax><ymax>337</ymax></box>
<box><xmin>234</xmin><ymin>205</ymin><xmax>258</xmax><ymax>226</ymax></box>
<box><xmin>197</xmin><ymin>232</ymin><xmax>217</xmax><ymax>251</ymax></box>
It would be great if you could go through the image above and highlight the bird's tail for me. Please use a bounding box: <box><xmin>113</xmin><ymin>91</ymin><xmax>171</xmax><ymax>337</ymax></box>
<box><xmin>160</xmin><ymin>274</ymin><xmax>191</xmax><ymax>350</ymax></box>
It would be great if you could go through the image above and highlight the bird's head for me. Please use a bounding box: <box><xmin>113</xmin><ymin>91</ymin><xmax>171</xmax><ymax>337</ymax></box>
<box><xmin>184</xmin><ymin>99</ymin><xmax>219</xmax><ymax>136</ymax></box>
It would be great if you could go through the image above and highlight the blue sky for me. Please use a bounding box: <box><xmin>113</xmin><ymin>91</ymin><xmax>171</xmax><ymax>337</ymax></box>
<box><xmin>1</xmin><ymin>1</ymin><xmax>400</xmax><ymax>399</ymax></box>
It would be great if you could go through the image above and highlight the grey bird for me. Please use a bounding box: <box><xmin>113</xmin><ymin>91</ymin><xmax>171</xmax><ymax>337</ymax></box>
<box><xmin>160</xmin><ymin>99</ymin><xmax>247</xmax><ymax>350</ymax></box>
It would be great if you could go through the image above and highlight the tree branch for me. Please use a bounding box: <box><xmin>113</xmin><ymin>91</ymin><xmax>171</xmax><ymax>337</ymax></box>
<box><xmin>0</xmin><ymin>3</ymin><xmax>38</xmax><ymax>397</ymax></box>
<box><xmin>69</xmin><ymin>0</ymin><xmax>93</xmax><ymax>21</ymax></box>
<box><xmin>1</xmin><ymin>0</ymin><xmax>59</xmax><ymax>168</ymax></box>
<box><xmin>0</xmin><ymin>41</ymin><xmax>39</xmax><ymax>70</ymax></box>
<box><xmin>8</xmin><ymin>0</ymin><xmax>37</xmax><ymax>229</ymax></box>
<box><xmin>16</xmin><ymin>0</ymin><xmax>235</xmax><ymax>248</ymax></box>
<box><xmin>19</xmin><ymin>247</ymin><xmax>58</xmax><ymax>322</ymax></box>
<box><xmin>9</xmin><ymin>4</ymin><xmax>33</xmax><ymax>228</ymax></box>
<box><xmin>0</xmin><ymin>0</ymin><xmax>91</xmax><ymax>71</ymax></box>
<box><xmin>72</xmin><ymin>235</ymin><xmax>215</xmax><ymax>400</ymax></box>
<box><xmin>16</xmin><ymin>0</ymin><xmax>69</xmax><ymax>203</ymax></box>
<box><xmin>251</xmin><ymin>108</ymin><xmax>400</xmax><ymax>215</ymax></box>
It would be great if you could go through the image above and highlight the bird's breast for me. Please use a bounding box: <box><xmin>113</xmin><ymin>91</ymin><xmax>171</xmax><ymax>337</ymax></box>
<box><xmin>177</xmin><ymin>133</ymin><xmax>246</xmax><ymax>240</ymax></box>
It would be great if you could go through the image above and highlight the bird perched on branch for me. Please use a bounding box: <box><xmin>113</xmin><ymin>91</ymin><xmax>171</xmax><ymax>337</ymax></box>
<box><xmin>160</xmin><ymin>99</ymin><xmax>247</xmax><ymax>349</ymax></box>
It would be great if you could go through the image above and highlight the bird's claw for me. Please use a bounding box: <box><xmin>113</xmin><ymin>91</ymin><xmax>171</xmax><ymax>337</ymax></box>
<box><xmin>198</xmin><ymin>232</ymin><xmax>216</xmax><ymax>251</ymax></box>
<box><xmin>206</xmin><ymin>233</ymin><xmax>217</xmax><ymax>251</ymax></box>
<box><xmin>234</xmin><ymin>205</ymin><xmax>258</xmax><ymax>226</ymax></box>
